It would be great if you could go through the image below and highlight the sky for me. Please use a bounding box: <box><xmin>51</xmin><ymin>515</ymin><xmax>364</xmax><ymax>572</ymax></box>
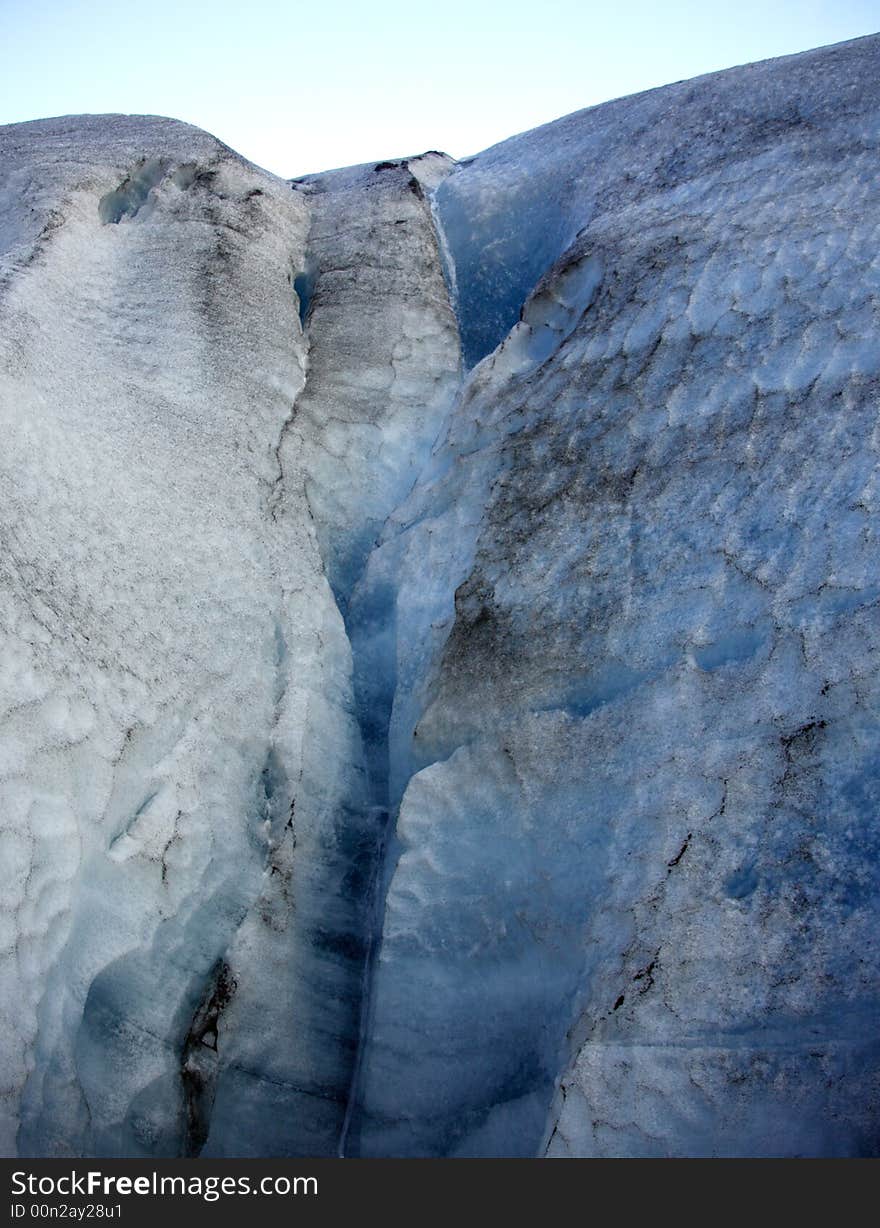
<box><xmin>1</xmin><ymin>0</ymin><xmax>878</xmax><ymax>178</ymax></box>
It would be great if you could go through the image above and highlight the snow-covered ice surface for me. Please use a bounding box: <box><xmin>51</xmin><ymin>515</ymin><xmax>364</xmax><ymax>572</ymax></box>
<box><xmin>0</xmin><ymin>115</ymin><xmax>367</xmax><ymax>1157</ymax></box>
<box><xmin>2</xmin><ymin>32</ymin><xmax>880</xmax><ymax>1158</ymax></box>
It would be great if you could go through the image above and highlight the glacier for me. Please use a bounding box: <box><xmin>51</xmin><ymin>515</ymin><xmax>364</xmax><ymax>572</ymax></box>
<box><xmin>1</xmin><ymin>32</ymin><xmax>879</xmax><ymax>1158</ymax></box>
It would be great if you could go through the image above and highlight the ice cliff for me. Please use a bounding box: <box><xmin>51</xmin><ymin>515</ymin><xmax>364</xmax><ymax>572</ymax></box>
<box><xmin>1</xmin><ymin>33</ymin><xmax>878</xmax><ymax>1158</ymax></box>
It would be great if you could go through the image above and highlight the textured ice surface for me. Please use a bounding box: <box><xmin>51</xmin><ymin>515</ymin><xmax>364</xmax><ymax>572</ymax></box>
<box><xmin>0</xmin><ymin>115</ymin><xmax>366</xmax><ymax>1156</ymax></box>
<box><xmin>283</xmin><ymin>153</ymin><xmax>461</xmax><ymax>613</ymax></box>
<box><xmin>347</xmin><ymin>33</ymin><xmax>880</xmax><ymax>1157</ymax></box>
<box><xmin>2</xmin><ymin>33</ymin><xmax>880</xmax><ymax>1160</ymax></box>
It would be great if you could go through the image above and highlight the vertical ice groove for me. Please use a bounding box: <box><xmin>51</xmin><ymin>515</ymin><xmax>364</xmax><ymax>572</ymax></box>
<box><xmin>429</xmin><ymin>187</ymin><xmax>460</xmax><ymax>329</ymax></box>
<box><xmin>268</xmin><ymin>265</ymin><xmax>312</xmax><ymax>521</ymax></box>
<box><xmin>263</xmin><ymin>152</ymin><xmax>466</xmax><ymax>1155</ymax></box>
<box><xmin>332</xmin><ymin>157</ymin><xmax>468</xmax><ymax>1156</ymax></box>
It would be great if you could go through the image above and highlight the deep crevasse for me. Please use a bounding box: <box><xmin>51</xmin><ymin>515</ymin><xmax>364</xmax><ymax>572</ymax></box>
<box><xmin>246</xmin><ymin>151</ymin><xmax>464</xmax><ymax>1157</ymax></box>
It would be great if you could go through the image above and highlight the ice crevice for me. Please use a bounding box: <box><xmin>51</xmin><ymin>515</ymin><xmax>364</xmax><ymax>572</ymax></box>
<box><xmin>281</xmin><ymin>155</ymin><xmax>469</xmax><ymax>1155</ymax></box>
<box><xmin>329</xmin><ymin>163</ymin><xmax>609</xmax><ymax>1156</ymax></box>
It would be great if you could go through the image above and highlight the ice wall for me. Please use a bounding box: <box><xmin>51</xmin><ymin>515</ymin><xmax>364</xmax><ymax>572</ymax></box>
<box><xmin>0</xmin><ymin>115</ymin><xmax>367</xmax><ymax>1157</ymax></box>
<box><xmin>2</xmin><ymin>32</ymin><xmax>880</xmax><ymax>1161</ymax></box>
<box><xmin>346</xmin><ymin>33</ymin><xmax>880</xmax><ymax>1156</ymax></box>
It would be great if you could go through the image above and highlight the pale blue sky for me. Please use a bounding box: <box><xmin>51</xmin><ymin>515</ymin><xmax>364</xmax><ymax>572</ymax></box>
<box><xmin>1</xmin><ymin>0</ymin><xmax>878</xmax><ymax>177</ymax></box>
